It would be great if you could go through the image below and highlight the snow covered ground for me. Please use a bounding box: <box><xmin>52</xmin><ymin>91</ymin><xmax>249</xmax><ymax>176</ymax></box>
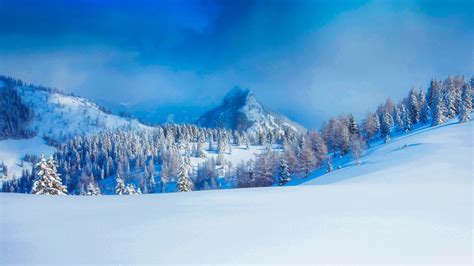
<box><xmin>1</xmin><ymin>120</ymin><xmax>472</xmax><ymax>264</ymax></box>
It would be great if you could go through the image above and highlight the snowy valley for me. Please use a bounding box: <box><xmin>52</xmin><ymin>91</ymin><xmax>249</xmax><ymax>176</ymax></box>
<box><xmin>1</xmin><ymin>1</ymin><xmax>473</xmax><ymax>264</ymax></box>
<box><xmin>0</xmin><ymin>74</ymin><xmax>473</xmax><ymax>264</ymax></box>
<box><xmin>1</xmin><ymin>118</ymin><xmax>471</xmax><ymax>264</ymax></box>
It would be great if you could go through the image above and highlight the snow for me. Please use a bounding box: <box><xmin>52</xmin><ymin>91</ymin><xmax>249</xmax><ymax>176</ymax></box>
<box><xmin>189</xmin><ymin>143</ymin><xmax>273</xmax><ymax>168</ymax></box>
<box><xmin>0</xmin><ymin>137</ymin><xmax>55</xmax><ymax>180</ymax></box>
<box><xmin>18</xmin><ymin>86</ymin><xmax>150</xmax><ymax>138</ymax></box>
<box><xmin>0</xmin><ymin>86</ymin><xmax>153</xmax><ymax>181</ymax></box>
<box><xmin>0</xmin><ymin>120</ymin><xmax>472</xmax><ymax>264</ymax></box>
<box><xmin>196</xmin><ymin>87</ymin><xmax>305</xmax><ymax>134</ymax></box>
<box><xmin>305</xmin><ymin>120</ymin><xmax>472</xmax><ymax>186</ymax></box>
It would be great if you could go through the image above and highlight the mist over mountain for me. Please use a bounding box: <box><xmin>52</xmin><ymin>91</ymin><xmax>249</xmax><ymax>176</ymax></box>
<box><xmin>196</xmin><ymin>87</ymin><xmax>306</xmax><ymax>134</ymax></box>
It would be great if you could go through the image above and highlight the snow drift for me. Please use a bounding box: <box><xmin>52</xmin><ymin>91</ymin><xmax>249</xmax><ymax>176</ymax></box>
<box><xmin>1</xmin><ymin>120</ymin><xmax>471</xmax><ymax>264</ymax></box>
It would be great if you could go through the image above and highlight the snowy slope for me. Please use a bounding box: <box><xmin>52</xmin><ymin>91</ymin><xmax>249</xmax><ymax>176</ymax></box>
<box><xmin>196</xmin><ymin>87</ymin><xmax>305</xmax><ymax>134</ymax></box>
<box><xmin>16</xmin><ymin>85</ymin><xmax>150</xmax><ymax>138</ymax></box>
<box><xmin>305</xmin><ymin>120</ymin><xmax>472</xmax><ymax>186</ymax></box>
<box><xmin>0</xmin><ymin>82</ymin><xmax>153</xmax><ymax>180</ymax></box>
<box><xmin>1</xmin><ymin>120</ymin><xmax>471</xmax><ymax>264</ymax></box>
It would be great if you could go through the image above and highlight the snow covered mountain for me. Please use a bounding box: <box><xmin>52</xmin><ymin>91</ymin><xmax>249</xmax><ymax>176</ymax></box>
<box><xmin>0</xmin><ymin>77</ymin><xmax>150</xmax><ymax>140</ymax></box>
<box><xmin>0</xmin><ymin>76</ymin><xmax>152</xmax><ymax>179</ymax></box>
<box><xmin>196</xmin><ymin>87</ymin><xmax>305</xmax><ymax>134</ymax></box>
<box><xmin>1</xmin><ymin>120</ymin><xmax>471</xmax><ymax>264</ymax></box>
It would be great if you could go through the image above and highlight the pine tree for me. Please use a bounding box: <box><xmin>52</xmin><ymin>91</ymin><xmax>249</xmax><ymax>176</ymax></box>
<box><xmin>458</xmin><ymin>84</ymin><xmax>472</xmax><ymax>123</ymax></box>
<box><xmin>115</xmin><ymin>174</ymin><xmax>126</xmax><ymax>195</ymax></box>
<box><xmin>337</xmin><ymin>123</ymin><xmax>350</xmax><ymax>155</ymax></box>
<box><xmin>418</xmin><ymin>89</ymin><xmax>430</xmax><ymax>124</ymax></box>
<box><xmin>277</xmin><ymin>158</ymin><xmax>291</xmax><ymax>186</ymax></box>
<box><xmin>427</xmin><ymin>79</ymin><xmax>440</xmax><ymax>110</ymax></box>
<box><xmin>195</xmin><ymin>141</ymin><xmax>206</xmax><ymax>158</ymax></box>
<box><xmin>407</xmin><ymin>87</ymin><xmax>419</xmax><ymax>124</ymax></box>
<box><xmin>308</xmin><ymin>130</ymin><xmax>327</xmax><ymax>167</ymax></box>
<box><xmin>461</xmin><ymin>83</ymin><xmax>472</xmax><ymax>111</ymax></box>
<box><xmin>86</xmin><ymin>182</ymin><xmax>101</xmax><ymax>195</ymax></box>
<box><xmin>177</xmin><ymin>158</ymin><xmax>193</xmax><ymax>192</ymax></box>
<box><xmin>400</xmin><ymin>104</ymin><xmax>412</xmax><ymax>131</ymax></box>
<box><xmin>445</xmin><ymin>89</ymin><xmax>457</xmax><ymax>118</ymax></box>
<box><xmin>217</xmin><ymin>136</ymin><xmax>226</xmax><ymax>154</ymax></box>
<box><xmin>31</xmin><ymin>155</ymin><xmax>67</xmax><ymax>195</ymax></box>
<box><xmin>347</xmin><ymin>113</ymin><xmax>359</xmax><ymax>135</ymax></box>
<box><xmin>380</xmin><ymin>111</ymin><xmax>391</xmax><ymax>139</ymax></box>
<box><xmin>124</xmin><ymin>183</ymin><xmax>140</xmax><ymax>195</ymax></box>
<box><xmin>146</xmin><ymin>159</ymin><xmax>156</xmax><ymax>193</ymax></box>
<box><xmin>394</xmin><ymin>106</ymin><xmax>404</xmax><ymax>131</ymax></box>
<box><xmin>208</xmin><ymin>137</ymin><xmax>214</xmax><ymax>151</ymax></box>
<box><xmin>431</xmin><ymin>90</ymin><xmax>447</xmax><ymax>126</ymax></box>
<box><xmin>0</xmin><ymin>162</ymin><xmax>7</xmax><ymax>178</ymax></box>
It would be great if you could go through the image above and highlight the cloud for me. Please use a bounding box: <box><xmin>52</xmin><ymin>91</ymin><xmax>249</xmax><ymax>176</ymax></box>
<box><xmin>0</xmin><ymin>0</ymin><xmax>472</xmax><ymax>128</ymax></box>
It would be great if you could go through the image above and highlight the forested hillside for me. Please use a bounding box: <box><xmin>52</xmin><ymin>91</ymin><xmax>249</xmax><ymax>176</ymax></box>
<box><xmin>1</xmin><ymin>75</ymin><xmax>472</xmax><ymax>195</ymax></box>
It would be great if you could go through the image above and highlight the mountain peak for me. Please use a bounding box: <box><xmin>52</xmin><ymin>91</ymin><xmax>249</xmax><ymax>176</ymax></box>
<box><xmin>223</xmin><ymin>87</ymin><xmax>252</xmax><ymax>105</ymax></box>
<box><xmin>196</xmin><ymin>87</ymin><xmax>305</xmax><ymax>134</ymax></box>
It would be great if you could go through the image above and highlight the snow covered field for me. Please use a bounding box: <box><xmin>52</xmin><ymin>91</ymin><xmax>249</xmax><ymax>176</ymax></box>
<box><xmin>1</xmin><ymin>121</ymin><xmax>472</xmax><ymax>264</ymax></box>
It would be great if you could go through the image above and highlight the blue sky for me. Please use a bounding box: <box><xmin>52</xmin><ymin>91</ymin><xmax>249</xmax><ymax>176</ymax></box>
<box><xmin>0</xmin><ymin>0</ymin><xmax>473</xmax><ymax>127</ymax></box>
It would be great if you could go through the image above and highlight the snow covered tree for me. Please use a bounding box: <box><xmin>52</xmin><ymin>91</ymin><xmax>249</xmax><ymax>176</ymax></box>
<box><xmin>115</xmin><ymin>175</ymin><xmax>126</xmax><ymax>195</ymax></box>
<box><xmin>277</xmin><ymin>158</ymin><xmax>291</xmax><ymax>186</ymax></box>
<box><xmin>177</xmin><ymin>158</ymin><xmax>193</xmax><ymax>192</ymax></box>
<box><xmin>336</xmin><ymin>122</ymin><xmax>350</xmax><ymax>155</ymax></box>
<box><xmin>347</xmin><ymin>113</ymin><xmax>359</xmax><ymax>135</ymax></box>
<box><xmin>208</xmin><ymin>137</ymin><xmax>214</xmax><ymax>151</ymax></box>
<box><xmin>407</xmin><ymin>87</ymin><xmax>419</xmax><ymax>124</ymax></box>
<box><xmin>255</xmin><ymin>150</ymin><xmax>277</xmax><ymax>186</ymax></box>
<box><xmin>400</xmin><ymin>104</ymin><xmax>411</xmax><ymax>131</ymax></box>
<box><xmin>427</xmin><ymin>79</ymin><xmax>441</xmax><ymax>110</ymax></box>
<box><xmin>195</xmin><ymin>141</ymin><xmax>206</xmax><ymax>158</ymax></box>
<box><xmin>31</xmin><ymin>155</ymin><xmax>67</xmax><ymax>195</ymax></box>
<box><xmin>445</xmin><ymin>89</ymin><xmax>457</xmax><ymax>119</ymax></box>
<box><xmin>349</xmin><ymin>134</ymin><xmax>365</xmax><ymax>165</ymax></box>
<box><xmin>362</xmin><ymin>112</ymin><xmax>379</xmax><ymax>143</ymax></box>
<box><xmin>380</xmin><ymin>111</ymin><xmax>392</xmax><ymax>139</ymax></box>
<box><xmin>431</xmin><ymin>89</ymin><xmax>447</xmax><ymax>126</ymax></box>
<box><xmin>322</xmin><ymin>118</ymin><xmax>338</xmax><ymax>154</ymax></box>
<box><xmin>125</xmin><ymin>183</ymin><xmax>141</xmax><ymax>195</ymax></box>
<box><xmin>146</xmin><ymin>159</ymin><xmax>156</xmax><ymax>193</ymax></box>
<box><xmin>394</xmin><ymin>106</ymin><xmax>403</xmax><ymax>131</ymax></box>
<box><xmin>308</xmin><ymin>130</ymin><xmax>327</xmax><ymax>167</ymax></box>
<box><xmin>0</xmin><ymin>162</ymin><xmax>8</xmax><ymax>178</ymax></box>
<box><xmin>299</xmin><ymin>137</ymin><xmax>316</xmax><ymax>178</ymax></box>
<box><xmin>418</xmin><ymin>89</ymin><xmax>430</xmax><ymax>124</ymax></box>
<box><xmin>458</xmin><ymin>84</ymin><xmax>472</xmax><ymax>123</ymax></box>
<box><xmin>217</xmin><ymin>136</ymin><xmax>226</xmax><ymax>154</ymax></box>
<box><xmin>86</xmin><ymin>181</ymin><xmax>100</xmax><ymax>195</ymax></box>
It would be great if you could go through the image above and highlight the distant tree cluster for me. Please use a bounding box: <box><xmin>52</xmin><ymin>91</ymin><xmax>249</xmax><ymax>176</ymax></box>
<box><xmin>3</xmin><ymin>120</ymin><xmax>299</xmax><ymax>194</ymax></box>
<box><xmin>0</xmin><ymin>77</ymin><xmax>35</xmax><ymax>139</ymax></box>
